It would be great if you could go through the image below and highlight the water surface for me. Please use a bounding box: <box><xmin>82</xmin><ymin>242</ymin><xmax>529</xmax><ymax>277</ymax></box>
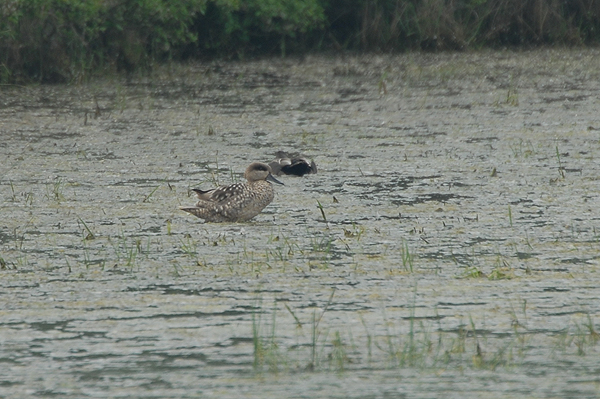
<box><xmin>2</xmin><ymin>49</ymin><xmax>600</xmax><ymax>398</ymax></box>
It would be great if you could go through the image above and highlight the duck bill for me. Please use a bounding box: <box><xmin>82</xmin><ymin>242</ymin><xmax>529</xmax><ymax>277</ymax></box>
<box><xmin>267</xmin><ymin>173</ymin><xmax>284</xmax><ymax>185</ymax></box>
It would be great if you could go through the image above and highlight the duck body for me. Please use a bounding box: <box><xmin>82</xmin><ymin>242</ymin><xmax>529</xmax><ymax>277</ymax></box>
<box><xmin>180</xmin><ymin>162</ymin><xmax>283</xmax><ymax>222</ymax></box>
<box><xmin>269</xmin><ymin>151</ymin><xmax>317</xmax><ymax>176</ymax></box>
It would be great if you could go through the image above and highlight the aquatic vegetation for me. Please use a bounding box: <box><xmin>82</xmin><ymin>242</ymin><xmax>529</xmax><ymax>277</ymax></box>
<box><xmin>554</xmin><ymin>314</ymin><xmax>600</xmax><ymax>356</ymax></box>
<box><xmin>488</xmin><ymin>254</ymin><xmax>514</xmax><ymax>280</ymax></box>
<box><xmin>316</xmin><ymin>200</ymin><xmax>328</xmax><ymax>223</ymax></box>
<box><xmin>44</xmin><ymin>177</ymin><xmax>65</xmax><ymax>202</ymax></box>
<box><xmin>495</xmin><ymin>75</ymin><xmax>519</xmax><ymax>107</ymax></box>
<box><xmin>309</xmin><ymin>290</ymin><xmax>336</xmax><ymax>370</ymax></box>
<box><xmin>77</xmin><ymin>216</ymin><xmax>96</xmax><ymax>241</ymax></box>
<box><xmin>252</xmin><ymin>299</ymin><xmax>284</xmax><ymax>373</ymax></box>
<box><xmin>246</xmin><ymin>285</ymin><xmax>567</xmax><ymax>375</ymax></box>
<box><xmin>555</xmin><ymin>144</ymin><xmax>566</xmax><ymax>179</ymax></box>
<box><xmin>179</xmin><ymin>234</ymin><xmax>198</xmax><ymax>259</ymax></box>
<box><xmin>342</xmin><ymin>222</ymin><xmax>365</xmax><ymax>243</ymax></box>
<box><xmin>108</xmin><ymin>231</ymin><xmax>146</xmax><ymax>270</ymax></box>
<box><xmin>400</xmin><ymin>238</ymin><xmax>414</xmax><ymax>272</ymax></box>
<box><xmin>142</xmin><ymin>184</ymin><xmax>161</xmax><ymax>203</ymax></box>
<box><xmin>8</xmin><ymin>181</ymin><xmax>17</xmax><ymax>202</ymax></box>
<box><xmin>459</xmin><ymin>265</ymin><xmax>485</xmax><ymax>278</ymax></box>
<box><xmin>509</xmin><ymin>139</ymin><xmax>535</xmax><ymax>158</ymax></box>
<box><xmin>0</xmin><ymin>256</ymin><xmax>13</xmax><ymax>270</ymax></box>
<box><xmin>265</xmin><ymin>233</ymin><xmax>299</xmax><ymax>264</ymax></box>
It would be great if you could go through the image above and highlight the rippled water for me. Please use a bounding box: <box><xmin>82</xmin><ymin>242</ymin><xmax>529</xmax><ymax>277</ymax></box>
<box><xmin>2</xmin><ymin>49</ymin><xmax>600</xmax><ymax>398</ymax></box>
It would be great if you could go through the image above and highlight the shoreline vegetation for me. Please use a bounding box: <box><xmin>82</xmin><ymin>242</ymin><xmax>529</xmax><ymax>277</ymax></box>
<box><xmin>1</xmin><ymin>0</ymin><xmax>600</xmax><ymax>84</ymax></box>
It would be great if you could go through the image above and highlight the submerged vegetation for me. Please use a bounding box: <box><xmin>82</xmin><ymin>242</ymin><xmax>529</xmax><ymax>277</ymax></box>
<box><xmin>2</xmin><ymin>0</ymin><xmax>600</xmax><ymax>82</ymax></box>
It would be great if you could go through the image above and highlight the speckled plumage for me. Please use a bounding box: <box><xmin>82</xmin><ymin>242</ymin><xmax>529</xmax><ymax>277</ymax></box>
<box><xmin>180</xmin><ymin>162</ymin><xmax>283</xmax><ymax>222</ymax></box>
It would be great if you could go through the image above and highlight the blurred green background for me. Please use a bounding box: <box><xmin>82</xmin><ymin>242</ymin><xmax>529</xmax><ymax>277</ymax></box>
<box><xmin>2</xmin><ymin>0</ymin><xmax>599</xmax><ymax>83</ymax></box>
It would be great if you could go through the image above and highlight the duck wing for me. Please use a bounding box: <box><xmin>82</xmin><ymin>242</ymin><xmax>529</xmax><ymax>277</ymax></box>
<box><xmin>193</xmin><ymin>182</ymin><xmax>246</xmax><ymax>203</ymax></box>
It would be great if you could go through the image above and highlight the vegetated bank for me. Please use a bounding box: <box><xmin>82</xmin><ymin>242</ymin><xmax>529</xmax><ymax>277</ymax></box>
<box><xmin>2</xmin><ymin>0</ymin><xmax>600</xmax><ymax>83</ymax></box>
